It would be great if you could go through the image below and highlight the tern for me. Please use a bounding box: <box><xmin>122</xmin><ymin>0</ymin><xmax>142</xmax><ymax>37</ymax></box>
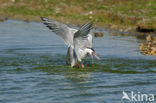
<box><xmin>41</xmin><ymin>17</ymin><xmax>100</xmax><ymax>68</ymax></box>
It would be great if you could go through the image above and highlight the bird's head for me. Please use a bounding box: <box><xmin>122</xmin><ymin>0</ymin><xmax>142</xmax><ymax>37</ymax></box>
<box><xmin>87</xmin><ymin>48</ymin><xmax>100</xmax><ymax>60</ymax></box>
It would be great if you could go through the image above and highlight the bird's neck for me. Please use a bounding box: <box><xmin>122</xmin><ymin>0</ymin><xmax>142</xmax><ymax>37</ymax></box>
<box><xmin>85</xmin><ymin>48</ymin><xmax>92</xmax><ymax>55</ymax></box>
<box><xmin>79</xmin><ymin>48</ymin><xmax>91</xmax><ymax>59</ymax></box>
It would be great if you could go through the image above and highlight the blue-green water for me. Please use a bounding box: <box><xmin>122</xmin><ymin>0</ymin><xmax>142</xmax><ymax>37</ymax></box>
<box><xmin>0</xmin><ymin>20</ymin><xmax>156</xmax><ymax>103</ymax></box>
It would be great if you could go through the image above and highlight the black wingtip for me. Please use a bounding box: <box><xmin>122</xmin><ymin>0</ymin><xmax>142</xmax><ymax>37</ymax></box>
<box><xmin>84</xmin><ymin>21</ymin><xmax>93</xmax><ymax>30</ymax></box>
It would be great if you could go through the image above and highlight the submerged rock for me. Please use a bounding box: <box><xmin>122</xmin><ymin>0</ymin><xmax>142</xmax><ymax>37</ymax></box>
<box><xmin>0</xmin><ymin>17</ymin><xmax>7</xmax><ymax>22</ymax></box>
<box><xmin>0</xmin><ymin>19</ymin><xmax>4</xmax><ymax>22</ymax></box>
<box><xmin>24</xmin><ymin>19</ymin><xmax>30</xmax><ymax>23</ymax></box>
<box><xmin>94</xmin><ymin>32</ymin><xmax>104</xmax><ymax>37</ymax></box>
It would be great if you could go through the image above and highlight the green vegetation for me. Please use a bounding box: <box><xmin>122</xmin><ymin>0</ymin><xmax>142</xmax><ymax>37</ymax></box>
<box><xmin>0</xmin><ymin>0</ymin><xmax>156</xmax><ymax>30</ymax></box>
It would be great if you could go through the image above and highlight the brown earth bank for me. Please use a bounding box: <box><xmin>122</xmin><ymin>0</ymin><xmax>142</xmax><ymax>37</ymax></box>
<box><xmin>0</xmin><ymin>0</ymin><xmax>156</xmax><ymax>38</ymax></box>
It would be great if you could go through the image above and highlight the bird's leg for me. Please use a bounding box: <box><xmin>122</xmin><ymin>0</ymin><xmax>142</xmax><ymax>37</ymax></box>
<box><xmin>91</xmin><ymin>53</ymin><xmax>94</xmax><ymax>64</ymax></box>
<box><xmin>81</xmin><ymin>63</ymin><xmax>85</xmax><ymax>69</ymax></box>
<box><xmin>74</xmin><ymin>63</ymin><xmax>80</xmax><ymax>68</ymax></box>
<box><xmin>92</xmin><ymin>58</ymin><xmax>94</xmax><ymax>64</ymax></box>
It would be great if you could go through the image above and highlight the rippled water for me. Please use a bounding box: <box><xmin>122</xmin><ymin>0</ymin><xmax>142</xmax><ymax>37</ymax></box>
<box><xmin>0</xmin><ymin>20</ymin><xmax>156</xmax><ymax>103</ymax></box>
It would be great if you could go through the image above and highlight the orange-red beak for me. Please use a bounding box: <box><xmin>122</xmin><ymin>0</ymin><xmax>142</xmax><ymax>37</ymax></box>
<box><xmin>92</xmin><ymin>52</ymin><xmax>101</xmax><ymax>60</ymax></box>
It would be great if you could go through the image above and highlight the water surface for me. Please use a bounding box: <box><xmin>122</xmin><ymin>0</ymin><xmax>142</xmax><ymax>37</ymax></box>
<box><xmin>0</xmin><ymin>20</ymin><xmax>156</xmax><ymax>103</ymax></box>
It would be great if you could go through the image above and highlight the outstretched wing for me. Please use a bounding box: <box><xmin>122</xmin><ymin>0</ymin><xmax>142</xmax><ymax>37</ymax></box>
<box><xmin>74</xmin><ymin>22</ymin><xmax>92</xmax><ymax>39</ymax></box>
<box><xmin>74</xmin><ymin>22</ymin><xmax>93</xmax><ymax>49</ymax></box>
<box><xmin>41</xmin><ymin>17</ymin><xmax>77</xmax><ymax>47</ymax></box>
<box><xmin>73</xmin><ymin>22</ymin><xmax>93</xmax><ymax>60</ymax></box>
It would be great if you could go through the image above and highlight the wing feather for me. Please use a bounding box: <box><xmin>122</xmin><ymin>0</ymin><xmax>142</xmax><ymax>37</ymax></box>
<box><xmin>74</xmin><ymin>22</ymin><xmax>93</xmax><ymax>49</ymax></box>
<box><xmin>41</xmin><ymin>17</ymin><xmax>77</xmax><ymax>47</ymax></box>
<box><xmin>73</xmin><ymin>22</ymin><xmax>93</xmax><ymax>61</ymax></box>
<box><xmin>74</xmin><ymin>22</ymin><xmax>93</xmax><ymax>39</ymax></box>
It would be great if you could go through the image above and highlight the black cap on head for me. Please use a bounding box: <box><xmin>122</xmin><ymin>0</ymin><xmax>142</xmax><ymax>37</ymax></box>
<box><xmin>90</xmin><ymin>48</ymin><xmax>95</xmax><ymax>52</ymax></box>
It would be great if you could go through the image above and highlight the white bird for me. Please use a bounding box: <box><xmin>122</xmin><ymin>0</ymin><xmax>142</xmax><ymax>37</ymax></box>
<box><xmin>41</xmin><ymin>17</ymin><xmax>100</xmax><ymax>68</ymax></box>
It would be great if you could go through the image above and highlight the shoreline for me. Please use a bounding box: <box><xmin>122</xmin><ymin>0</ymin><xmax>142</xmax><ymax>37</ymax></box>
<box><xmin>0</xmin><ymin>15</ymin><xmax>155</xmax><ymax>40</ymax></box>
